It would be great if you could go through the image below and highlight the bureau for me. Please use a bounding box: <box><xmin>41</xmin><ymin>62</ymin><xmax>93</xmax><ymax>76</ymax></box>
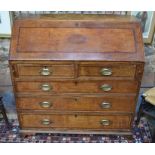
<box><xmin>9</xmin><ymin>14</ymin><xmax>144</xmax><ymax>135</ymax></box>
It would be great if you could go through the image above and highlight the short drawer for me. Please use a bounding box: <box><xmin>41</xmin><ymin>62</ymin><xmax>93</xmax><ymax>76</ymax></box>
<box><xmin>19</xmin><ymin>113</ymin><xmax>132</xmax><ymax>130</ymax></box>
<box><xmin>16</xmin><ymin>64</ymin><xmax>74</xmax><ymax>78</ymax></box>
<box><xmin>16</xmin><ymin>80</ymin><xmax>138</xmax><ymax>94</ymax></box>
<box><xmin>79</xmin><ymin>63</ymin><xmax>136</xmax><ymax>78</ymax></box>
<box><xmin>16</xmin><ymin>95</ymin><xmax>136</xmax><ymax>112</ymax></box>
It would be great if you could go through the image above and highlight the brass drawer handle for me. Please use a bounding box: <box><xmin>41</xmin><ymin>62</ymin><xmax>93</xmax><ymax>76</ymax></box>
<box><xmin>100</xmin><ymin>119</ymin><xmax>111</xmax><ymax>126</ymax></box>
<box><xmin>101</xmin><ymin>102</ymin><xmax>111</xmax><ymax>109</ymax></box>
<box><xmin>100</xmin><ymin>68</ymin><xmax>112</xmax><ymax>76</ymax></box>
<box><xmin>39</xmin><ymin>101</ymin><xmax>52</xmax><ymax>108</ymax></box>
<box><xmin>41</xmin><ymin>84</ymin><xmax>52</xmax><ymax>91</ymax></box>
<box><xmin>40</xmin><ymin>67</ymin><xmax>51</xmax><ymax>76</ymax></box>
<box><xmin>100</xmin><ymin>84</ymin><xmax>112</xmax><ymax>92</ymax></box>
<box><xmin>41</xmin><ymin>119</ymin><xmax>51</xmax><ymax>125</ymax></box>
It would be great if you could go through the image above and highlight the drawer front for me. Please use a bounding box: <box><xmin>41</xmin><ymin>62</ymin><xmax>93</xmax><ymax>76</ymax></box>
<box><xmin>16</xmin><ymin>96</ymin><xmax>136</xmax><ymax>112</ymax></box>
<box><xmin>19</xmin><ymin>114</ymin><xmax>131</xmax><ymax>129</ymax></box>
<box><xmin>16</xmin><ymin>81</ymin><xmax>138</xmax><ymax>93</ymax></box>
<box><xmin>16</xmin><ymin>64</ymin><xmax>74</xmax><ymax>78</ymax></box>
<box><xmin>79</xmin><ymin>64</ymin><xmax>136</xmax><ymax>78</ymax></box>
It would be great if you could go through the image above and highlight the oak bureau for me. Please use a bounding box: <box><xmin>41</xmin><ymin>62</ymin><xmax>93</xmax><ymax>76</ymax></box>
<box><xmin>9</xmin><ymin>14</ymin><xmax>144</xmax><ymax>135</ymax></box>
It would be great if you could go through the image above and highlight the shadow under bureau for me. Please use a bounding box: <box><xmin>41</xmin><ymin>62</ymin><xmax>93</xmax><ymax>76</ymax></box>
<box><xmin>9</xmin><ymin>14</ymin><xmax>144</xmax><ymax>135</ymax></box>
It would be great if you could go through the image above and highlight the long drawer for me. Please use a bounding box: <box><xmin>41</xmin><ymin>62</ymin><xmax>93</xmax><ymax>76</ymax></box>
<box><xmin>16</xmin><ymin>95</ymin><xmax>136</xmax><ymax>112</ymax></box>
<box><xmin>19</xmin><ymin>113</ymin><xmax>132</xmax><ymax>130</ymax></box>
<box><xmin>15</xmin><ymin>80</ymin><xmax>138</xmax><ymax>93</ymax></box>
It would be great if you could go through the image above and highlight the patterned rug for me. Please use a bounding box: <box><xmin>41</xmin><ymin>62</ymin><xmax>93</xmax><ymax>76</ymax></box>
<box><xmin>0</xmin><ymin>117</ymin><xmax>152</xmax><ymax>143</ymax></box>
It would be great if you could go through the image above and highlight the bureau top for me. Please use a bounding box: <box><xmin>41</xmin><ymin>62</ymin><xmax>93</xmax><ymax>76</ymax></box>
<box><xmin>9</xmin><ymin>14</ymin><xmax>144</xmax><ymax>62</ymax></box>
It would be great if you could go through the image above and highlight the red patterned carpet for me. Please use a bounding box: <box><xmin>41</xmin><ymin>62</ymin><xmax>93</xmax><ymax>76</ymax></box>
<box><xmin>0</xmin><ymin>117</ymin><xmax>152</xmax><ymax>143</ymax></box>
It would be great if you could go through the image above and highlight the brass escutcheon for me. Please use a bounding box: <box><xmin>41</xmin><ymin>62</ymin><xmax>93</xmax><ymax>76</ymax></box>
<box><xmin>41</xmin><ymin>119</ymin><xmax>51</xmax><ymax>125</ymax></box>
<box><xmin>100</xmin><ymin>84</ymin><xmax>112</xmax><ymax>92</ymax></box>
<box><xmin>41</xmin><ymin>84</ymin><xmax>52</xmax><ymax>91</ymax></box>
<box><xmin>100</xmin><ymin>68</ymin><xmax>112</xmax><ymax>76</ymax></box>
<box><xmin>100</xmin><ymin>119</ymin><xmax>111</xmax><ymax>126</ymax></box>
<box><xmin>101</xmin><ymin>102</ymin><xmax>111</xmax><ymax>109</ymax></box>
<box><xmin>40</xmin><ymin>67</ymin><xmax>51</xmax><ymax>76</ymax></box>
<box><xmin>39</xmin><ymin>101</ymin><xmax>52</xmax><ymax>108</ymax></box>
